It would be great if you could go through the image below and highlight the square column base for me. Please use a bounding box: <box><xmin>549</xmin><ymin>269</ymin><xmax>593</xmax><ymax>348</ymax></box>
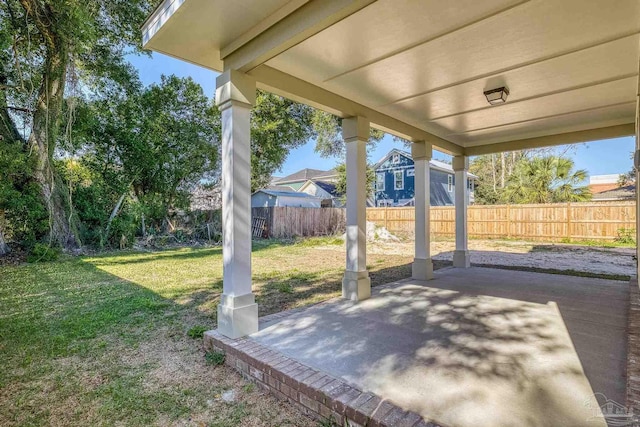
<box><xmin>453</xmin><ymin>250</ymin><xmax>471</xmax><ymax>268</ymax></box>
<box><xmin>412</xmin><ymin>258</ymin><xmax>434</xmax><ymax>281</ymax></box>
<box><xmin>217</xmin><ymin>293</ymin><xmax>258</xmax><ymax>339</ymax></box>
<box><xmin>342</xmin><ymin>270</ymin><xmax>371</xmax><ymax>301</ymax></box>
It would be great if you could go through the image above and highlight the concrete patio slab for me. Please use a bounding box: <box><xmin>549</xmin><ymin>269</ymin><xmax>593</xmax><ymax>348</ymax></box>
<box><xmin>249</xmin><ymin>267</ymin><xmax>627</xmax><ymax>427</ymax></box>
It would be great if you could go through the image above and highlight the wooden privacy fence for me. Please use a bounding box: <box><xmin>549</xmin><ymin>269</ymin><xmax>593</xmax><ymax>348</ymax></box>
<box><xmin>252</xmin><ymin>207</ymin><xmax>346</xmax><ymax>238</ymax></box>
<box><xmin>366</xmin><ymin>201</ymin><xmax>636</xmax><ymax>242</ymax></box>
<box><xmin>251</xmin><ymin>202</ymin><xmax>635</xmax><ymax>241</ymax></box>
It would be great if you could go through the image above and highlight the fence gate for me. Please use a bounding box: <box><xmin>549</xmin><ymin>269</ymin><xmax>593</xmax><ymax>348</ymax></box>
<box><xmin>252</xmin><ymin>217</ymin><xmax>267</xmax><ymax>238</ymax></box>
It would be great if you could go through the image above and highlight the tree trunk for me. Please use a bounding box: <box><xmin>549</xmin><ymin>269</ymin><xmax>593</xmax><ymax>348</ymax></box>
<box><xmin>500</xmin><ymin>152</ymin><xmax>506</xmax><ymax>188</ymax></box>
<box><xmin>491</xmin><ymin>154</ymin><xmax>497</xmax><ymax>191</ymax></box>
<box><xmin>104</xmin><ymin>190</ymin><xmax>128</xmax><ymax>242</ymax></box>
<box><xmin>19</xmin><ymin>2</ymin><xmax>79</xmax><ymax>250</ymax></box>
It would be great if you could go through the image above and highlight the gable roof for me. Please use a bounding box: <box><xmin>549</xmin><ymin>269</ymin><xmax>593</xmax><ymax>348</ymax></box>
<box><xmin>374</xmin><ymin>148</ymin><xmax>477</xmax><ymax>178</ymax></box>
<box><xmin>274</xmin><ymin>168</ymin><xmax>337</xmax><ymax>184</ymax></box>
<box><xmin>591</xmin><ymin>185</ymin><xmax>635</xmax><ymax>201</ymax></box>
<box><xmin>313</xmin><ymin>180</ymin><xmax>338</xmax><ymax>196</ymax></box>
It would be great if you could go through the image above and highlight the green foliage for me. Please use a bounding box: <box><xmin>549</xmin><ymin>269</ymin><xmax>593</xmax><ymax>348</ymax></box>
<box><xmin>311</xmin><ymin>111</ymin><xmax>385</xmax><ymax>159</ymax></box>
<box><xmin>205</xmin><ymin>351</ymin><xmax>226</xmax><ymax>366</ymax></box>
<box><xmin>334</xmin><ymin>162</ymin><xmax>376</xmax><ymax>199</ymax></box>
<box><xmin>71</xmin><ymin>75</ymin><xmax>219</xmax><ymax>242</ymax></box>
<box><xmin>187</xmin><ymin>326</ymin><xmax>208</xmax><ymax>339</ymax></box>
<box><xmin>0</xmin><ymin>140</ymin><xmax>48</xmax><ymax>248</ymax></box>
<box><xmin>275</xmin><ymin>282</ymin><xmax>294</xmax><ymax>294</ymax></box>
<box><xmin>502</xmin><ymin>155</ymin><xmax>591</xmax><ymax>204</ymax></box>
<box><xmin>615</xmin><ymin>228</ymin><xmax>635</xmax><ymax>245</ymax></box>
<box><xmin>249</xmin><ymin>91</ymin><xmax>316</xmax><ymax>191</ymax></box>
<box><xmin>27</xmin><ymin>243</ymin><xmax>60</xmax><ymax>263</ymax></box>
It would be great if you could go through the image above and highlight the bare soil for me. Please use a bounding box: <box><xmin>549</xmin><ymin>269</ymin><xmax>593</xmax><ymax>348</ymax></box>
<box><xmin>367</xmin><ymin>239</ymin><xmax>635</xmax><ymax>278</ymax></box>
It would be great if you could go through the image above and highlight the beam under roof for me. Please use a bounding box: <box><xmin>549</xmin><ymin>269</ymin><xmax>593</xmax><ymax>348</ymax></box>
<box><xmin>222</xmin><ymin>0</ymin><xmax>377</xmax><ymax>73</ymax></box>
<box><xmin>464</xmin><ymin>124</ymin><xmax>635</xmax><ymax>156</ymax></box>
<box><xmin>250</xmin><ymin>65</ymin><xmax>464</xmax><ymax>155</ymax></box>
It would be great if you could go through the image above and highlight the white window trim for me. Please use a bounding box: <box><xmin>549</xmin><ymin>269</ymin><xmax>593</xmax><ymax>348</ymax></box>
<box><xmin>407</xmin><ymin>168</ymin><xmax>415</xmax><ymax>177</ymax></box>
<box><xmin>376</xmin><ymin>173</ymin><xmax>385</xmax><ymax>192</ymax></box>
<box><xmin>394</xmin><ymin>170</ymin><xmax>404</xmax><ymax>190</ymax></box>
<box><xmin>448</xmin><ymin>175</ymin><xmax>453</xmax><ymax>192</ymax></box>
<box><xmin>392</xmin><ymin>154</ymin><xmax>400</xmax><ymax>164</ymax></box>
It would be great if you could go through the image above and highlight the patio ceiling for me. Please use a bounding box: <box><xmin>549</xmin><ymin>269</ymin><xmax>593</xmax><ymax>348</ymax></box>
<box><xmin>142</xmin><ymin>0</ymin><xmax>640</xmax><ymax>155</ymax></box>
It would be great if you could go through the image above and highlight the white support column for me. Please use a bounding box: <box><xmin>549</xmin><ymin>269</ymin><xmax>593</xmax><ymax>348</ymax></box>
<box><xmin>453</xmin><ymin>155</ymin><xmax>471</xmax><ymax>268</ymax></box>
<box><xmin>342</xmin><ymin>116</ymin><xmax>371</xmax><ymax>301</ymax></box>
<box><xmin>215</xmin><ymin>70</ymin><xmax>258</xmax><ymax>339</ymax></box>
<box><xmin>411</xmin><ymin>142</ymin><xmax>434</xmax><ymax>280</ymax></box>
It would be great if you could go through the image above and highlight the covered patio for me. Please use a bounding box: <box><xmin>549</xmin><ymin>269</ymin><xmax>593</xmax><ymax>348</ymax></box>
<box><xmin>142</xmin><ymin>0</ymin><xmax>639</xmax><ymax>425</ymax></box>
<box><xmin>207</xmin><ymin>266</ymin><xmax>627</xmax><ymax>426</ymax></box>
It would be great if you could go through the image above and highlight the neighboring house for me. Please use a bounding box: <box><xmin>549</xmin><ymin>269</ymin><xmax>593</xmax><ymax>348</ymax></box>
<box><xmin>373</xmin><ymin>149</ymin><xmax>476</xmax><ymax>207</ymax></box>
<box><xmin>272</xmin><ymin>168</ymin><xmax>337</xmax><ymax>190</ymax></box>
<box><xmin>251</xmin><ymin>189</ymin><xmax>323</xmax><ymax>208</ymax></box>
<box><xmin>298</xmin><ymin>180</ymin><xmax>343</xmax><ymax>207</ymax></box>
<box><xmin>591</xmin><ymin>185</ymin><xmax>635</xmax><ymax>202</ymax></box>
<box><xmin>589</xmin><ymin>174</ymin><xmax>622</xmax><ymax>194</ymax></box>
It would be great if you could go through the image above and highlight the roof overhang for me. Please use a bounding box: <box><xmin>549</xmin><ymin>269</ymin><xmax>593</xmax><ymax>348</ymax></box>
<box><xmin>142</xmin><ymin>0</ymin><xmax>640</xmax><ymax>156</ymax></box>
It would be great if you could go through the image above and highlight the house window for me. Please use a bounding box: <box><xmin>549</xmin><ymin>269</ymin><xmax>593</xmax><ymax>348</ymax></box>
<box><xmin>394</xmin><ymin>170</ymin><xmax>404</xmax><ymax>190</ymax></box>
<box><xmin>468</xmin><ymin>179</ymin><xmax>474</xmax><ymax>192</ymax></box>
<box><xmin>376</xmin><ymin>173</ymin><xmax>385</xmax><ymax>191</ymax></box>
<box><xmin>407</xmin><ymin>168</ymin><xmax>415</xmax><ymax>177</ymax></box>
<box><xmin>392</xmin><ymin>154</ymin><xmax>400</xmax><ymax>164</ymax></box>
<box><xmin>448</xmin><ymin>175</ymin><xmax>453</xmax><ymax>192</ymax></box>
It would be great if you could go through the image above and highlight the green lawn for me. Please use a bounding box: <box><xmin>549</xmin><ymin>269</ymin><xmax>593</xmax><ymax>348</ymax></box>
<box><xmin>0</xmin><ymin>238</ymin><xmax>415</xmax><ymax>426</ymax></box>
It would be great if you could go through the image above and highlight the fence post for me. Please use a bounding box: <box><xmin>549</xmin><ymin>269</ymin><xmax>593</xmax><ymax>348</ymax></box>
<box><xmin>566</xmin><ymin>202</ymin><xmax>571</xmax><ymax>241</ymax></box>
<box><xmin>506</xmin><ymin>204</ymin><xmax>511</xmax><ymax>238</ymax></box>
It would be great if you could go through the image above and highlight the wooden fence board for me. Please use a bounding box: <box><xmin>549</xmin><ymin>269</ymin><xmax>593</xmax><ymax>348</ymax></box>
<box><xmin>365</xmin><ymin>201</ymin><xmax>636</xmax><ymax>242</ymax></box>
<box><xmin>245</xmin><ymin>202</ymin><xmax>635</xmax><ymax>241</ymax></box>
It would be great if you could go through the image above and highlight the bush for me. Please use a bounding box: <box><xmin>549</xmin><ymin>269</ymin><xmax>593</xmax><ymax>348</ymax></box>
<box><xmin>27</xmin><ymin>243</ymin><xmax>61</xmax><ymax>263</ymax></box>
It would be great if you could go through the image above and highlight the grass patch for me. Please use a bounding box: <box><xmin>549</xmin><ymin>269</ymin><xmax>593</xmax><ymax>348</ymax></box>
<box><xmin>187</xmin><ymin>325</ymin><xmax>208</xmax><ymax>339</ymax></box>
<box><xmin>205</xmin><ymin>351</ymin><xmax>226</xmax><ymax>366</ymax></box>
<box><xmin>0</xmin><ymin>238</ymin><xmax>413</xmax><ymax>426</ymax></box>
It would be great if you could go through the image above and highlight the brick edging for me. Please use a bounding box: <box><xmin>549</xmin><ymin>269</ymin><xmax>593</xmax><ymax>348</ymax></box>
<box><xmin>204</xmin><ymin>330</ymin><xmax>440</xmax><ymax>427</ymax></box>
<box><xmin>628</xmin><ymin>278</ymin><xmax>640</xmax><ymax>412</ymax></box>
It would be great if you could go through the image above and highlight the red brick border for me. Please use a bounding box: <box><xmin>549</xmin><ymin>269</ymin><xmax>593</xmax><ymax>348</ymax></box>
<box><xmin>204</xmin><ymin>329</ymin><xmax>440</xmax><ymax>427</ymax></box>
<box><xmin>628</xmin><ymin>277</ymin><xmax>640</xmax><ymax>412</ymax></box>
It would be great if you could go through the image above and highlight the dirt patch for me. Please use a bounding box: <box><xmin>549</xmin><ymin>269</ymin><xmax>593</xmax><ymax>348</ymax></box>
<box><xmin>367</xmin><ymin>239</ymin><xmax>635</xmax><ymax>278</ymax></box>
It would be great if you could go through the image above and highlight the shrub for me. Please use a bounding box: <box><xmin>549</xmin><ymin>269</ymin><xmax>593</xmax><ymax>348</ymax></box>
<box><xmin>27</xmin><ymin>243</ymin><xmax>60</xmax><ymax>263</ymax></box>
<box><xmin>615</xmin><ymin>228</ymin><xmax>635</xmax><ymax>245</ymax></box>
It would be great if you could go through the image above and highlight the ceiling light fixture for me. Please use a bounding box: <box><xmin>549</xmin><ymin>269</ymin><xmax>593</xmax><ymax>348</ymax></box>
<box><xmin>483</xmin><ymin>87</ymin><xmax>509</xmax><ymax>105</ymax></box>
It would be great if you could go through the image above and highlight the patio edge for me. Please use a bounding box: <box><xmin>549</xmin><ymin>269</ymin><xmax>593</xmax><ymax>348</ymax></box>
<box><xmin>628</xmin><ymin>277</ymin><xmax>640</xmax><ymax>413</ymax></box>
<box><xmin>203</xmin><ymin>329</ymin><xmax>440</xmax><ymax>427</ymax></box>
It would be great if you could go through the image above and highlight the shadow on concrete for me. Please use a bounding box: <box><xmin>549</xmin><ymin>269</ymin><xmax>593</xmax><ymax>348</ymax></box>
<box><xmin>251</xmin><ymin>267</ymin><xmax>627</xmax><ymax>427</ymax></box>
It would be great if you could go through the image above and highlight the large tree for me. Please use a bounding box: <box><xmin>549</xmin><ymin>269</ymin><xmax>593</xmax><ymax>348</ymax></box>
<box><xmin>72</xmin><ymin>75</ymin><xmax>219</xmax><ymax>240</ymax></box>
<box><xmin>1</xmin><ymin>0</ymin><xmax>153</xmax><ymax>249</ymax></box>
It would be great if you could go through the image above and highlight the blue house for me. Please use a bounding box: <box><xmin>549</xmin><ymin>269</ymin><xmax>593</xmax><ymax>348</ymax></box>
<box><xmin>373</xmin><ymin>149</ymin><xmax>476</xmax><ymax>207</ymax></box>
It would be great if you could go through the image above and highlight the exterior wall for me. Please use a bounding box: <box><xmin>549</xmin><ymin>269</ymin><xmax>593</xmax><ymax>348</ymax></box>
<box><xmin>275</xmin><ymin>195</ymin><xmax>321</xmax><ymax>208</ymax></box>
<box><xmin>299</xmin><ymin>182</ymin><xmax>332</xmax><ymax>199</ymax></box>
<box><xmin>251</xmin><ymin>192</ymin><xmax>276</xmax><ymax>208</ymax></box>
<box><xmin>374</xmin><ymin>152</ymin><xmax>467</xmax><ymax>207</ymax></box>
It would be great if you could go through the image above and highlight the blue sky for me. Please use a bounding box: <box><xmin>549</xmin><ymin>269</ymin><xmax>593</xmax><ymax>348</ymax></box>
<box><xmin>128</xmin><ymin>53</ymin><xmax>635</xmax><ymax>178</ymax></box>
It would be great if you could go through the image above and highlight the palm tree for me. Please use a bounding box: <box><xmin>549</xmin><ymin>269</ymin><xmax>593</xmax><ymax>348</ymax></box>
<box><xmin>502</xmin><ymin>156</ymin><xmax>591</xmax><ymax>204</ymax></box>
